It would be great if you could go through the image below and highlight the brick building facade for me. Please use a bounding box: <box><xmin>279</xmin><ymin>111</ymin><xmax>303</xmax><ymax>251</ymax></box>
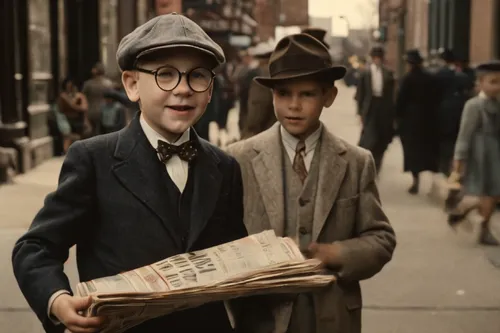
<box><xmin>469</xmin><ymin>0</ymin><xmax>500</xmax><ymax>64</ymax></box>
<box><xmin>380</xmin><ymin>0</ymin><xmax>500</xmax><ymax>75</ymax></box>
<box><xmin>254</xmin><ymin>0</ymin><xmax>309</xmax><ymax>42</ymax></box>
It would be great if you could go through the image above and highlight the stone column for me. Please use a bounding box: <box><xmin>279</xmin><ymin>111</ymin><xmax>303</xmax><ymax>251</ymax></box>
<box><xmin>0</xmin><ymin>0</ymin><xmax>29</xmax><ymax>175</ymax></box>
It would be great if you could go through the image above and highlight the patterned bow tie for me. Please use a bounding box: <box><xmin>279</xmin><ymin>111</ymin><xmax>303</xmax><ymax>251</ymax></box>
<box><xmin>157</xmin><ymin>139</ymin><xmax>198</xmax><ymax>163</ymax></box>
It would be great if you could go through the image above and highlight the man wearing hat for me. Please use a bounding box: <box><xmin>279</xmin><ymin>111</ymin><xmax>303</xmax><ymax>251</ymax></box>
<box><xmin>434</xmin><ymin>48</ymin><xmax>472</xmax><ymax>176</ymax></box>
<box><xmin>240</xmin><ymin>40</ymin><xmax>277</xmax><ymax>139</ymax></box>
<box><xmin>236</xmin><ymin>49</ymin><xmax>259</xmax><ymax>133</ymax></box>
<box><xmin>355</xmin><ymin>46</ymin><xmax>396</xmax><ymax>174</ymax></box>
<box><xmin>396</xmin><ymin>49</ymin><xmax>440</xmax><ymax>194</ymax></box>
<box><xmin>228</xmin><ymin>34</ymin><xmax>395</xmax><ymax>333</ymax></box>
<box><xmin>12</xmin><ymin>13</ymin><xmax>267</xmax><ymax>333</ymax></box>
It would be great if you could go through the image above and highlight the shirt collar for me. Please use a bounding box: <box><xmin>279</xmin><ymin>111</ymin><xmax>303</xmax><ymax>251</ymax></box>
<box><xmin>479</xmin><ymin>91</ymin><xmax>500</xmax><ymax>101</ymax></box>
<box><xmin>280</xmin><ymin>123</ymin><xmax>322</xmax><ymax>154</ymax></box>
<box><xmin>139</xmin><ymin>113</ymin><xmax>190</xmax><ymax>149</ymax></box>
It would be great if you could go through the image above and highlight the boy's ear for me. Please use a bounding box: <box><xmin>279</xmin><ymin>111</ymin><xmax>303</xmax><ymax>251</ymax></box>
<box><xmin>324</xmin><ymin>86</ymin><xmax>338</xmax><ymax>108</ymax></box>
<box><xmin>207</xmin><ymin>83</ymin><xmax>214</xmax><ymax>103</ymax></box>
<box><xmin>122</xmin><ymin>70</ymin><xmax>140</xmax><ymax>102</ymax></box>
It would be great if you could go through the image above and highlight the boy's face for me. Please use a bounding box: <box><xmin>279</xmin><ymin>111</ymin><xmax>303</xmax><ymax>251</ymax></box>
<box><xmin>122</xmin><ymin>48</ymin><xmax>214</xmax><ymax>140</ymax></box>
<box><xmin>272</xmin><ymin>78</ymin><xmax>337</xmax><ymax>140</ymax></box>
<box><xmin>479</xmin><ymin>72</ymin><xmax>500</xmax><ymax>97</ymax></box>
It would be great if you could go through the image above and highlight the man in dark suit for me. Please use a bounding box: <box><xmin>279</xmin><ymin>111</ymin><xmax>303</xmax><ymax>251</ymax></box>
<box><xmin>355</xmin><ymin>46</ymin><xmax>396</xmax><ymax>173</ymax></box>
<box><xmin>434</xmin><ymin>48</ymin><xmax>473</xmax><ymax>176</ymax></box>
<box><xmin>12</xmin><ymin>13</ymin><xmax>267</xmax><ymax>333</ymax></box>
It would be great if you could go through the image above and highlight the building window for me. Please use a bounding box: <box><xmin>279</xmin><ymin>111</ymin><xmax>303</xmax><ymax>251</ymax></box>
<box><xmin>28</xmin><ymin>0</ymin><xmax>52</xmax><ymax>106</ymax></box>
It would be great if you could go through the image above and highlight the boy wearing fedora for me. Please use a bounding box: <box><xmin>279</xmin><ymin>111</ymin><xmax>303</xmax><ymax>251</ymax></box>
<box><xmin>227</xmin><ymin>34</ymin><xmax>396</xmax><ymax>333</ymax></box>
<box><xmin>12</xmin><ymin>13</ymin><xmax>267</xmax><ymax>333</ymax></box>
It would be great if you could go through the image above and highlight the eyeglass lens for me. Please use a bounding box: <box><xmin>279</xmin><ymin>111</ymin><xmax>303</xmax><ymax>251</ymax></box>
<box><xmin>156</xmin><ymin>66</ymin><xmax>213</xmax><ymax>92</ymax></box>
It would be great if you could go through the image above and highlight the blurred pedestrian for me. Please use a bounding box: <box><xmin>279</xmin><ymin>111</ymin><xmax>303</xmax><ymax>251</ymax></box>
<box><xmin>236</xmin><ymin>49</ymin><xmax>259</xmax><ymax>133</ymax></box>
<box><xmin>355</xmin><ymin>46</ymin><xmax>396</xmax><ymax>174</ymax></box>
<box><xmin>396</xmin><ymin>50</ymin><xmax>440</xmax><ymax>194</ymax></box>
<box><xmin>82</xmin><ymin>62</ymin><xmax>114</xmax><ymax>136</ymax></box>
<box><xmin>451</xmin><ymin>61</ymin><xmax>500</xmax><ymax>246</ymax></box>
<box><xmin>434</xmin><ymin>49</ymin><xmax>471</xmax><ymax>176</ymax></box>
<box><xmin>240</xmin><ymin>40</ymin><xmax>276</xmax><ymax>139</ymax></box>
<box><xmin>56</xmin><ymin>78</ymin><xmax>91</xmax><ymax>152</ymax></box>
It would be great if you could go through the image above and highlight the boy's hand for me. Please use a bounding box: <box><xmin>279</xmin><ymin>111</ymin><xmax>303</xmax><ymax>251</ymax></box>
<box><xmin>307</xmin><ymin>242</ymin><xmax>343</xmax><ymax>268</ymax></box>
<box><xmin>52</xmin><ymin>294</ymin><xmax>106</xmax><ymax>333</ymax></box>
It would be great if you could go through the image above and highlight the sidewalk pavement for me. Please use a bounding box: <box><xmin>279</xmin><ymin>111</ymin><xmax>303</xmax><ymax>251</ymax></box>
<box><xmin>0</xmin><ymin>157</ymin><xmax>64</xmax><ymax>229</ymax></box>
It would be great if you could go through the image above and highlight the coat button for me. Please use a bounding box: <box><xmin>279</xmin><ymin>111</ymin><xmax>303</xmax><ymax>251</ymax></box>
<box><xmin>299</xmin><ymin>227</ymin><xmax>308</xmax><ymax>235</ymax></box>
<box><xmin>299</xmin><ymin>198</ymin><xmax>309</xmax><ymax>206</ymax></box>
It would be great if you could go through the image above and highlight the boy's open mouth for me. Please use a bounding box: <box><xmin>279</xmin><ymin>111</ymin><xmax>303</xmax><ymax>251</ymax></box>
<box><xmin>168</xmin><ymin>105</ymin><xmax>195</xmax><ymax>111</ymax></box>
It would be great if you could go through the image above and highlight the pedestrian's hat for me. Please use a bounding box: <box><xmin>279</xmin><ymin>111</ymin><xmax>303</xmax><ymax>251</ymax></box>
<box><xmin>248</xmin><ymin>39</ymin><xmax>276</xmax><ymax>58</ymax></box>
<box><xmin>476</xmin><ymin>60</ymin><xmax>500</xmax><ymax>72</ymax></box>
<box><xmin>404</xmin><ymin>49</ymin><xmax>424</xmax><ymax>65</ymax></box>
<box><xmin>254</xmin><ymin>33</ymin><xmax>346</xmax><ymax>88</ymax></box>
<box><xmin>370</xmin><ymin>46</ymin><xmax>385</xmax><ymax>58</ymax></box>
<box><xmin>439</xmin><ymin>48</ymin><xmax>455</xmax><ymax>62</ymax></box>
<box><xmin>302</xmin><ymin>27</ymin><xmax>330</xmax><ymax>49</ymax></box>
<box><xmin>116</xmin><ymin>13</ymin><xmax>225</xmax><ymax>71</ymax></box>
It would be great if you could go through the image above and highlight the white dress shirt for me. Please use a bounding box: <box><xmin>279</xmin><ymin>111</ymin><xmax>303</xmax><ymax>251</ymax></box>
<box><xmin>370</xmin><ymin>63</ymin><xmax>384</xmax><ymax>97</ymax></box>
<box><xmin>140</xmin><ymin>115</ymin><xmax>190</xmax><ymax>192</ymax></box>
<box><xmin>280</xmin><ymin>124</ymin><xmax>322</xmax><ymax>171</ymax></box>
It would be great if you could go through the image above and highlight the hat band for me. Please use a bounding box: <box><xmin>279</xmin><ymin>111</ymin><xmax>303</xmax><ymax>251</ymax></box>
<box><xmin>270</xmin><ymin>54</ymin><xmax>331</xmax><ymax>77</ymax></box>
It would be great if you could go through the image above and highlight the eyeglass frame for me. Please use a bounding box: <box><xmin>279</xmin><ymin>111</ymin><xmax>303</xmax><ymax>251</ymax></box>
<box><xmin>135</xmin><ymin>65</ymin><xmax>216</xmax><ymax>93</ymax></box>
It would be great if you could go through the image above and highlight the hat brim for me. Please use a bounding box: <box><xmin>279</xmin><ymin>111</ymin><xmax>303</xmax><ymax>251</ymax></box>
<box><xmin>137</xmin><ymin>44</ymin><xmax>223</xmax><ymax>66</ymax></box>
<box><xmin>253</xmin><ymin>52</ymin><xmax>273</xmax><ymax>59</ymax></box>
<box><xmin>254</xmin><ymin>67</ymin><xmax>347</xmax><ymax>88</ymax></box>
<box><xmin>476</xmin><ymin>62</ymin><xmax>500</xmax><ymax>72</ymax></box>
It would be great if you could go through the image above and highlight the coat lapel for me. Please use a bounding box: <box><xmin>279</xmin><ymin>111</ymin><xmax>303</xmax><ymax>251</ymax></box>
<box><xmin>187</xmin><ymin>139</ymin><xmax>222</xmax><ymax>249</ymax></box>
<box><xmin>111</xmin><ymin>116</ymin><xmax>183</xmax><ymax>249</ymax></box>
<box><xmin>251</xmin><ymin>124</ymin><xmax>286</xmax><ymax>236</ymax></box>
<box><xmin>365</xmin><ymin>69</ymin><xmax>374</xmax><ymax>102</ymax></box>
<box><xmin>312</xmin><ymin>128</ymin><xmax>348</xmax><ymax>241</ymax></box>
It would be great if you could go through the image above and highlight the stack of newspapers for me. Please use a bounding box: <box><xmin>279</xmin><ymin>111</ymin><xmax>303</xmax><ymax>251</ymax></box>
<box><xmin>76</xmin><ymin>230</ymin><xmax>336</xmax><ymax>332</ymax></box>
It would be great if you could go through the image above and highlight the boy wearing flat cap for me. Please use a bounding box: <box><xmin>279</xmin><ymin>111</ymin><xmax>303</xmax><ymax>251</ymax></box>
<box><xmin>227</xmin><ymin>34</ymin><xmax>396</xmax><ymax>333</ymax></box>
<box><xmin>12</xmin><ymin>13</ymin><xmax>266</xmax><ymax>333</ymax></box>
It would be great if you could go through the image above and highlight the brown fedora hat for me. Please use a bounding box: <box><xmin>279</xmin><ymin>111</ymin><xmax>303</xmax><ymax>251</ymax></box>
<box><xmin>302</xmin><ymin>27</ymin><xmax>330</xmax><ymax>49</ymax></box>
<box><xmin>254</xmin><ymin>33</ymin><xmax>346</xmax><ymax>88</ymax></box>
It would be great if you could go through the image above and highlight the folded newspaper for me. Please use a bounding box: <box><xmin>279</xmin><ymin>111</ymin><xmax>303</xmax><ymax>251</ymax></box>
<box><xmin>76</xmin><ymin>230</ymin><xmax>336</xmax><ymax>332</ymax></box>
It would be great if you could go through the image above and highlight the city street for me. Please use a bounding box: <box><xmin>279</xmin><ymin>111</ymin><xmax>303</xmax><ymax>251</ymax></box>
<box><xmin>1</xmin><ymin>84</ymin><xmax>499</xmax><ymax>332</ymax></box>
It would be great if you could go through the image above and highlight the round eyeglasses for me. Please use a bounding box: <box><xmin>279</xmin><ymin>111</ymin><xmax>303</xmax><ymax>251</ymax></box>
<box><xmin>135</xmin><ymin>65</ymin><xmax>215</xmax><ymax>93</ymax></box>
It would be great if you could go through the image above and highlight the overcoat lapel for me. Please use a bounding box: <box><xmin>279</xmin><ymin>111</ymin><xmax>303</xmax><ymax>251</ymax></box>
<box><xmin>365</xmin><ymin>69</ymin><xmax>373</xmax><ymax>99</ymax></box>
<box><xmin>251</xmin><ymin>124</ymin><xmax>286</xmax><ymax>236</ymax></box>
<box><xmin>111</xmin><ymin>116</ymin><xmax>183</xmax><ymax>249</ymax></box>
<box><xmin>312</xmin><ymin>128</ymin><xmax>347</xmax><ymax>241</ymax></box>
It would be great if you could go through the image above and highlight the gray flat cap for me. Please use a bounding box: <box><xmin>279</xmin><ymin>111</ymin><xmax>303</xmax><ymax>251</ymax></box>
<box><xmin>116</xmin><ymin>13</ymin><xmax>225</xmax><ymax>71</ymax></box>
